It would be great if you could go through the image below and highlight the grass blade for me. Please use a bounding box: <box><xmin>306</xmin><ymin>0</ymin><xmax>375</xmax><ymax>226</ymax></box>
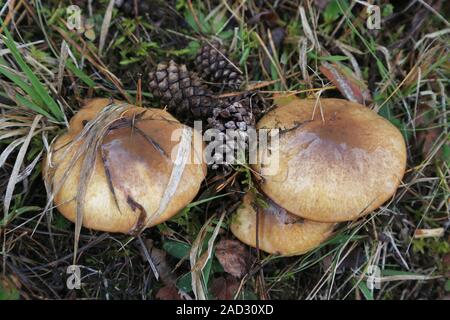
<box><xmin>1</xmin><ymin>18</ymin><xmax>63</xmax><ymax>121</ymax></box>
<box><xmin>15</xmin><ymin>94</ymin><xmax>53</xmax><ymax>119</ymax></box>
<box><xmin>3</xmin><ymin>115</ymin><xmax>42</xmax><ymax>221</ymax></box>
<box><xmin>66</xmin><ymin>61</ymin><xmax>96</xmax><ymax>88</ymax></box>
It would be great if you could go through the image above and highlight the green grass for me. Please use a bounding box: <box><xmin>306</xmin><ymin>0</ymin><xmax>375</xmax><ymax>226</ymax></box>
<box><xmin>0</xmin><ymin>19</ymin><xmax>64</xmax><ymax>122</ymax></box>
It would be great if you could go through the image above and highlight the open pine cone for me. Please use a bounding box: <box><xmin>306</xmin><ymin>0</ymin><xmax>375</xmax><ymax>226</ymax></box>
<box><xmin>195</xmin><ymin>41</ymin><xmax>244</xmax><ymax>90</ymax></box>
<box><xmin>148</xmin><ymin>59</ymin><xmax>266</xmax><ymax>169</ymax></box>
<box><xmin>206</xmin><ymin>100</ymin><xmax>255</xmax><ymax>132</ymax></box>
<box><xmin>206</xmin><ymin>100</ymin><xmax>256</xmax><ymax>169</ymax></box>
<box><xmin>148</xmin><ymin>60</ymin><xmax>219</xmax><ymax>121</ymax></box>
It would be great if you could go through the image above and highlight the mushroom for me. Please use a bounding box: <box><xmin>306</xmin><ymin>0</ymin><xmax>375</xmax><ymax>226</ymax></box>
<box><xmin>230</xmin><ymin>191</ymin><xmax>335</xmax><ymax>256</ymax></box>
<box><xmin>253</xmin><ymin>97</ymin><xmax>407</xmax><ymax>222</ymax></box>
<box><xmin>44</xmin><ymin>98</ymin><xmax>206</xmax><ymax>233</ymax></box>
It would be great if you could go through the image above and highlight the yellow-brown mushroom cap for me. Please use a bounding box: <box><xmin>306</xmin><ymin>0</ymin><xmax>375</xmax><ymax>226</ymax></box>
<box><xmin>230</xmin><ymin>192</ymin><xmax>335</xmax><ymax>256</ymax></box>
<box><xmin>253</xmin><ymin>97</ymin><xmax>407</xmax><ymax>222</ymax></box>
<box><xmin>44</xmin><ymin>98</ymin><xmax>206</xmax><ymax>233</ymax></box>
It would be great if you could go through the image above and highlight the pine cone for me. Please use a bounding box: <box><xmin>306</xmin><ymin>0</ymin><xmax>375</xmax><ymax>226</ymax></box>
<box><xmin>195</xmin><ymin>41</ymin><xmax>244</xmax><ymax>90</ymax></box>
<box><xmin>148</xmin><ymin>60</ymin><xmax>219</xmax><ymax>120</ymax></box>
<box><xmin>148</xmin><ymin>61</ymin><xmax>267</xmax><ymax>169</ymax></box>
<box><xmin>207</xmin><ymin>101</ymin><xmax>255</xmax><ymax>132</ymax></box>
<box><xmin>206</xmin><ymin>100</ymin><xmax>257</xmax><ymax>169</ymax></box>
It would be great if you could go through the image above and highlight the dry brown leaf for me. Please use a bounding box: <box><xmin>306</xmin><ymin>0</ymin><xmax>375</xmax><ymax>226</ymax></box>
<box><xmin>210</xmin><ymin>276</ymin><xmax>240</xmax><ymax>300</ymax></box>
<box><xmin>215</xmin><ymin>239</ymin><xmax>250</xmax><ymax>278</ymax></box>
<box><xmin>404</xmin><ymin>46</ymin><xmax>445</xmax><ymax>89</ymax></box>
<box><xmin>247</xmin><ymin>10</ymin><xmax>280</xmax><ymax>27</ymax></box>
<box><xmin>417</xmin><ymin>128</ymin><xmax>442</xmax><ymax>157</ymax></box>
<box><xmin>319</xmin><ymin>61</ymin><xmax>372</xmax><ymax>105</ymax></box>
<box><xmin>415</xmin><ymin>104</ymin><xmax>443</xmax><ymax>158</ymax></box>
<box><xmin>415</xmin><ymin>104</ymin><xmax>435</xmax><ymax>127</ymax></box>
<box><xmin>143</xmin><ymin>239</ymin><xmax>176</xmax><ymax>286</ymax></box>
<box><xmin>155</xmin><ymin>285</ymin><xmax>183</xmax><ymax>300</ymax></box>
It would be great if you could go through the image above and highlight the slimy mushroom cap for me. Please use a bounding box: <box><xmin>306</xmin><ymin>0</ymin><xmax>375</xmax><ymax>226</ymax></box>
<box><xmin>44</xmin><ymin>98</ymin><xmax>206</xmax><ymax>233</ymax></box>
<box><xmin>230</xmin><ymin>192</ymin><xmax>335</xmax><ymax>256</ymax></box>
<box><xmin>253</xmin><ymin>97</ymin><xmax>407</xmax><ymax>222</ymax></box>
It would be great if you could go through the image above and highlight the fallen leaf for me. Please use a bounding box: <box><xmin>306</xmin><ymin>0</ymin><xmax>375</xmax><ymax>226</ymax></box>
<box><xmin>404</xmin><ymin>46</ymin><xmax>445</xmax><ymax>87</ymax></box>
<box><xmin>319</xmin><ymin>61</ymin><xmax>372</xmax><ymax>105</ymax></box>
<box><xmin>417</xmin><ymin>128</ymin><xmax>442</xmax><ymax>157</ymax></box>
<box><xmin>414</xmin><ymin>104</ymin><xmax>443</xmax><ymax>158</ymax></box>
<box><xmin>210</xmin><ymin>276</ymin><xmax>240</xmax><ymax>300</ymax></box>
<box><xmin>155</xmin><ymin>285</ymin><xmax>183</xmax><ymax>300</ymax></box>
<box><xmin>215</xmin><ymin>239</ymin><xmax>250</xmax><ymax>278</ymax></box>
<box><xmin>247</xmin><ymin>10</ymin><xmax>280</xmax><ymax>27</ymax></box>
<box><xmin>415</xmin><ymin>104</ymin><xmax>435</xmax><ymax>127</ymax></box>
<box><xmin>142</xmin><ymin>239</ymin><xmax>176</xmax><ymax>286</ymax></box>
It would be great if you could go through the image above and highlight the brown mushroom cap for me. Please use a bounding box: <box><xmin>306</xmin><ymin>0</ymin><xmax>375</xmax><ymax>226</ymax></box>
<box><xmin>44</xmin><ymin>98</ymin><xmax>206</xmax><ymax>233</ymax></box>
<box><xmin>253</xmin><ymin>97</ymin><xmax>407</xmax><ymax>222</ymax></box>
<box><xmin>230</xmin><ymin>192</ymin><xmax>335</xmax><ymax>256</ymax></box>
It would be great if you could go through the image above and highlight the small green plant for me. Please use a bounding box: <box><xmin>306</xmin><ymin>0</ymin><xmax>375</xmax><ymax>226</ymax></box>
<box><xmin>0</xmin><ymin>19</ymin><xmax>64</xmax><ymax>122</ymax></box>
